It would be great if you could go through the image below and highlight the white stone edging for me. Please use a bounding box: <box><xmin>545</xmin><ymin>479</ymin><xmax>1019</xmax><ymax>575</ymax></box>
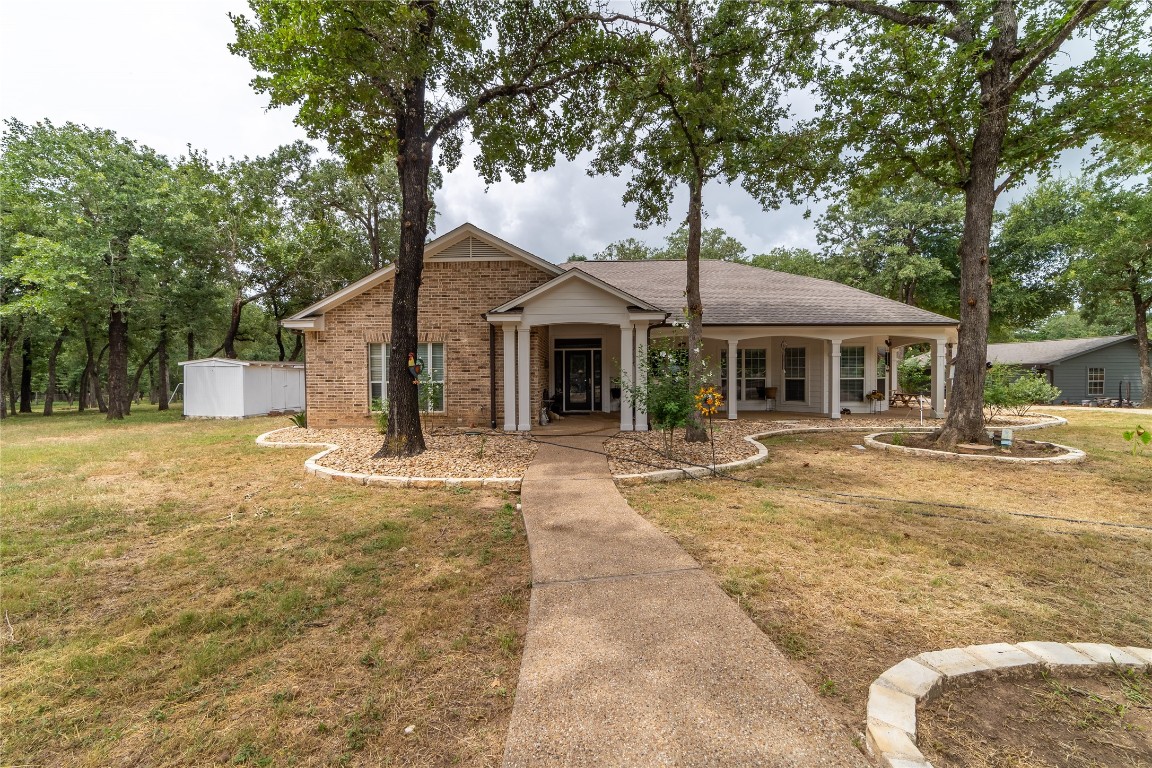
<box><xmin>255</xmin><ymin>429</ymin><xmax>522</xmax><ymax>490</ymax></box>
<box><xmin>613</xmin><ymin>415</ymin><xmax>1067</xmax><ymax>485</ymax></box>
<box><xmin>866</xmin><ymin>642</ymin><xmax>1152</xmax><ymax>768</ymax></box>
<box><xmin>862</xmin><ymin>415</ymin><xmax>1084</xmax><ymax>464</ymax></box>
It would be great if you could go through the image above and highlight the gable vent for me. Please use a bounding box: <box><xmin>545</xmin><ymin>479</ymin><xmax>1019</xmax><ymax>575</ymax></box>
<box><xmin>439</xmin><ymin>236</ymin><xmax>509</xmax><ymax>260</ymax></box>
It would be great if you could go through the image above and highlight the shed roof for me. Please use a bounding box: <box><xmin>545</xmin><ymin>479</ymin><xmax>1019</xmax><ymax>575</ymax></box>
<box><xmin>563</xmin><ymin>260</ymin><xmax>957</xmax><ymax>326</ymax></box>
<box><xmin>179</xmin><ymin>358</ymin><xmax>305</xmax><ymax>369</ymax></box>
<box><xmin>987</xmin><ymin>335</ymin><xmax>1136</xmax><ymax>366</ymax></box>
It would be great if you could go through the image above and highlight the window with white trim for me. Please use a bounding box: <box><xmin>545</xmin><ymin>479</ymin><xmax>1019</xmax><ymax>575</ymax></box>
<box><xmin>369</xmin><ymin>342</ymin><xmax>446</xmax><ymax>412</ymax></box>
<box><xmin>1087</xmin><ymin>367</ymin><xmax>1105</xmax><ymax>397</ymax></box>
<box><xmin>840</xmin><ymin>345</ymin><xmax>866</xmax><ymax>402</ymax></box>
<box><xmin>784</xmin><ymin>347</ymin><xmax>806</xmax><ymax>402</ymax></box>
<box><xmin>735</xmin><ymin>348</ymin><xmax>767</xmax><ymax>401</ymax></box>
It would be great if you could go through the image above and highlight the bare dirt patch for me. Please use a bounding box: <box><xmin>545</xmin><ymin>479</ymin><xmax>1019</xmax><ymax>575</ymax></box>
<box><xmin>874</xmin><ymin>432</ymin><xmax>1070</xmax><ymax>458</ymax></box>
<box><xmin>919</xmin><ymin>668</ymin><xmax>1152</xmax><ymax>768</ymax></box>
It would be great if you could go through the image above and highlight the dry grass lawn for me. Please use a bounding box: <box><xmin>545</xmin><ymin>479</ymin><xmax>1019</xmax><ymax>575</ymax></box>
<box><xmin>622</xmin><ymin>410</ymin><xmax>1152</xmax><ymax>731</ymax></box>
<box><xmin>1</xmin><ymin>407</ymin><xmax>530</xmax><ymax>767</ymax></box>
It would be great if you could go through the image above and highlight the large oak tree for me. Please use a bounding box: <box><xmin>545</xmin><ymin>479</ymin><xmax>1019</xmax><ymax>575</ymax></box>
<box><xmin>232</xmin><ymin>1</ymin><xmax>632</xmax><ymax>455</ymax></box>
<box><xmin>819</xmin><ymin>0</ymin><xmax>1151</xmax><ymax>445</ymax></box>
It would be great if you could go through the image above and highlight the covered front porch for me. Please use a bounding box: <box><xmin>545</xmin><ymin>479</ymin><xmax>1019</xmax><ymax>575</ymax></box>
<box><xmin>485</xmin><ymin>267</ymin><xmax>957</xmax><ymax>432</ymax></box>
<box><xmin>675</xmin><ymin>326</ymin><xmax>956</xmax><ymax>422</ymax></box>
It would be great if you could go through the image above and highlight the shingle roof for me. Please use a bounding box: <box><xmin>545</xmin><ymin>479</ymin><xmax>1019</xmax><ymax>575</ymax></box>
<box><xmin>562</xmin><ymin>260</ymin><xmax>957</xmax><ymax>326</ymax></box>
<box><xmin>987</xmin><ymin>335</ymin><xmax>1136</xmax><ymax>365</ymax></box>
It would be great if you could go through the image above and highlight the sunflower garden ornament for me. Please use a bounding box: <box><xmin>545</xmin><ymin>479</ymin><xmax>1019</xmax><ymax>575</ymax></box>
<box><xmin>695</xmin><ymin>385</ymin><xmax>723</xmax><ymax>417</ymax></box>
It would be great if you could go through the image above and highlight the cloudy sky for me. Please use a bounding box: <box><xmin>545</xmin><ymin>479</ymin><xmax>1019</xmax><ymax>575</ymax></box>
<box><xmin>1</xmin><ymin>1</ymin><xmax>1085</xmax><ymax>264</ymax></box>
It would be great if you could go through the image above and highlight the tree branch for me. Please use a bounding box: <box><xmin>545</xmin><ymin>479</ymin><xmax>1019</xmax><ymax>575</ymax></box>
<box><xmin>1006</xmin><ymin>0</ymin><xmax>1109</xmax><ymax>97</ymax></box>
<box><xmin>823</xmin><ymin>0</ymin><xmax>972</xmax><ymax>42</ymax></box>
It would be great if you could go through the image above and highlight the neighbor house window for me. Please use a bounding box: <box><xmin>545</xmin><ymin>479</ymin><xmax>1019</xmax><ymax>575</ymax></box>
<box><xmin>784</xmin><ymin>347</ymin><xmax>806</xmax><ymax>402</ymax></box>
<box><xmin>840</xmin><ymin>345</ymin><xmax>866</xmax><ymax>402</ymax></box>
<box><xmin>369</xmin><ymin>342</ymin><xmax>446</xmax><ymax>412</ymax></box>
<box><xmin>1087</xmin><ymin>367</ymin><xmax>1105</xmax><ymax>396</ymax></box>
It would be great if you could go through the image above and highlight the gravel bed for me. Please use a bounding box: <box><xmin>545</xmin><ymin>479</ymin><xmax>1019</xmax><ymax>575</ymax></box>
<box><xmin>265</xmin><ymin>426</ymin><xmax>537</xmax><ymax>479</ymax></box>
<box><xmin>603</xmin><ymin>414</ymin><xmax>1053</xmax><ymax>475</ymax></box>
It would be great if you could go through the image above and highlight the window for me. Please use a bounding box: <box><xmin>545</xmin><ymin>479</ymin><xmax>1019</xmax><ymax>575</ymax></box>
<box><xmin>784</xmin><ymin>347</ymin><xmax>806</xmax><ymax>402</ymax></box>
<box><xmin>369</xmin><ymin>342</ymin><xmax>446</xmax><ymax>412</ymax></box>
<box><xmin>876</xmin><ymin>349</ymin><xmax>889</xmax><ymax>396</ymax></box>
<box><xmin>1087</xmin><ymin>367</ymin><xmax>1105</xmax><ymax>396</ymax></box>
<box><xmin>737</xmin><ymin>348</ymin><xmax>767</xmax><ymax>401</ymax></box>
<box><xmin>840</xmin><ymin>345</ymin><xmax>866</xmax><ymax>402</ymax></box>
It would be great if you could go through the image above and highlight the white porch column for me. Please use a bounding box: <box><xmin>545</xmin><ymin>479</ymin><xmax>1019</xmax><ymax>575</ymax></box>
<box><xmin>931</xmin><ymin>338</ymin><xmax>947</xmax><ymax>418</ymax></box>
<box><xmin>619</xmin><ymin>324</ymin><xmax>634</xmax><ymax>431</ymax></box>
<box><xmin>602</xmin><ymin>349</ymin><xmax>611</xmax><ymax>413</ymax></box>
<box><xmin>634</xmin><ymin>323</ymin><xmax>648</xmax><ymax>431</ymax></box>
<box><xmin>502</xmin><ymin>325</ymin><xmax>517</xmax><ymax>431</ymax></box>
<box><xmin>830</xmin><ymin>340</ymin><xmax>842</xmax><ymax>419</ymax></box>
<box><xmin>727</xmin><ymin>339</ymin><xmax>738</xmax><ymax>420</ymax></box>
<box><xmin>517</xmin><ymin>327</ymin><xmax>531</xmax><ymax>431</ymax></box>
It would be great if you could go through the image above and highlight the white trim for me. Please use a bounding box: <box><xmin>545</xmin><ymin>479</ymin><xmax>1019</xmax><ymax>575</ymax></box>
<box><xmin>487</xmin><ymin>267</ymin><xmax>665</xmax><ymax>315</ymax></box>
<box><xmin>503</xmin><ymin>327</ymin><xmax>517</xmax><ymax>431</ymax></box>
<box><xmin>282</xmin><ymin>317</ymin><xmax>325</xmax><ymax>331</ymax></box>
<box><xmin>517</xmin><ymin>327</ymin><xmax>532</xmax><ymax>431</ymax></box>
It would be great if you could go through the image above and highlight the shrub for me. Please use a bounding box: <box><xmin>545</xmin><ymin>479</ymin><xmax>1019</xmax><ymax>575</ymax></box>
<box><xmin>897</xmin><ymin>356</ymin><xmax>931</xmax><ymax>394</ymax></box>
<box><xmin>983</xmin><ymin>364</ymin><xmax>1061</xmax><ymax>421</ymax></box>
<box><xmin>288</xmin><ymin>412</ymin><xmax>307</xmax><ymax>428</ymax></box>
<box><xmin>372</xmin><ymin>400</ymin><xmax>389</xmax><ymax>435</ymax></box>
<box><xmin>620</xmin><ymin>339</ymin><xmax>695</xmax><ymax>457</ymax></box>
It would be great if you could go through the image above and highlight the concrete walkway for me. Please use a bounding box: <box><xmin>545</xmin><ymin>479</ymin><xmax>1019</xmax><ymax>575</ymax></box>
<box><xmin>502</xmin><ymin>429</ymin><xmax>868</xmax><ymax>767</ymax></box>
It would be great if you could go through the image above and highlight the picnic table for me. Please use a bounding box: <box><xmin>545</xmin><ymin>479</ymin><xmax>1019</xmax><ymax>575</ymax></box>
<box><xmin>889</xmin><ymin>392</ymin><xmax>926</xmax><ymax>407</ymax></box>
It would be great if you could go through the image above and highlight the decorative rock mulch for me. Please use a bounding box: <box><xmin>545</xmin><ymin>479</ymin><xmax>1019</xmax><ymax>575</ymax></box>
<box><xmin>258</xmin><ymin>426</ymin><xmax>536</xmax><ymax>485</ymax></box>
<box><xmin>865</xmin><ymin>642</ymin><xmax>1152</xmax><ymax>768</ymax></box>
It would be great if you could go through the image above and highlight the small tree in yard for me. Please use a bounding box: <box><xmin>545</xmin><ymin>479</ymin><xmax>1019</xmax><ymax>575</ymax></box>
<box><xmin>897</xmin><ymin>356</ymin><xmax>931</xmax><ymax>395</ymax></box>
<box><xmin>983</xmin><ymin>364</ymin><xmax>1061</xmax><ymax>421</ymax></box>
<box><xmin>621</xmin><ymin>340</ymin><xmax>693</xmax><ymax>459</ymax></box>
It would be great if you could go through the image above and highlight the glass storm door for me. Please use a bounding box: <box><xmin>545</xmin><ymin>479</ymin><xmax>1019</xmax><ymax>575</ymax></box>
<box><xmin>564</xmin><ymin>351</ymin><xmax>592</xmax><ymax>411</ymax></box>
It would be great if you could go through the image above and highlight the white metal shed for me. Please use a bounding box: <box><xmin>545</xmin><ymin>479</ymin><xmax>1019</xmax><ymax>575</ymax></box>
<box><xmin>178</xmin><ymin>358</ymin><xmax>305</xmax><ymax>418</ymax></box>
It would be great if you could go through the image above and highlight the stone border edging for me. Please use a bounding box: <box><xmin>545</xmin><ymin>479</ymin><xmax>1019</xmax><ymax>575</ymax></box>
<box><xmin>613</xmin><ymin>414</ymin><xmax>1067</xmax><ymax>484</ymax></box>
<box><xmin>861</xmin><ymin>414</ymin><xmax>1085</xmax><ymax>464</ymax></box>
<box><xmin>865</xmin><ymin>641</ymin><xmax>1152</xmax><ymax>768</ymax></box>
<box><xmin>255</xmin><ymin>429</ymin><xmax>522</xmax><ymax>490</ymax></box>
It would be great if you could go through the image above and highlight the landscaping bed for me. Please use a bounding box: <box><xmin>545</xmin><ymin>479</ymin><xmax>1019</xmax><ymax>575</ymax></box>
<box><xmin>872</xmin><ymin>432</ymin><xmax>1069</xmax><ymax>458</ymax></box>
<box><xmin>270</xmin><ymin>426</ymin><xmax>537</xmax><ymax>479</ymax></box>
<box><xmin>603</xmin><ymin>413</ymin><xmax>1056</xmax><ymax>476</ymax></box>
<box><xmin>918</xmin><ymin>667</ymin><xmax>1152</xmax><ymax>768</ymax></box>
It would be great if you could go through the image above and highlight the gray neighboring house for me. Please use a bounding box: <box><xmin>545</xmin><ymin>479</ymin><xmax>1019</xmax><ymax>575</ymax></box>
<box><xmin>987</xmin><ymin>335</ymin><xmax>1144</xmax><ymax>404</ymax></box>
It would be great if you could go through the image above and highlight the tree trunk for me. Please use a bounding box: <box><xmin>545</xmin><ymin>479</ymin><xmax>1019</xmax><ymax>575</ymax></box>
<box><xmin>4</xmin><ymin>361</ymin><xmax>14</xmax><ymax>416</ymax></box>
<box><xmin>106</xmin><ymin>305</ymin><xmax>130</xmax><ymax>420</ymax></box>
<box><xmin>0</xmin><ymin>318</ymin><xmax>22</xmax><ymax>420</ymax></box>
<box><xmin>1133</xmin><ymin>290</ymin><xmax>1151</xmax><ymax>408</ymax></box>
<box><xmin>127</xmin><ymin>343</ymin><xmax>162</xmax><ymax>414</ymax></box>
<box><xmin>19</xmin><ymin>335</ymin><xmax>33</xmax><ymax>413</ymax></box>
<box><xmin>187</xmin><ymin>330</ymin><xmax>195</xmax><ymax>362</ymax></box>
<box><xmin>934</xmin><ymin>27</ymin><xmax>1014</xmax><ymax>448</ymax></box>
<box><xmin>685</xmin><ymin>172</ymin><xmax>708</xmax><ymax>442</ymax></box>
<box><xmin>157</xmin><ymin>328</ymin><xmax>170</xmax><ymax>411</ymax></box>
<box><xmin>289</xmin><ymin>332</ymin><xmax>304</xmax><ymax>362</ymax></box>
<box><xmin>43</xmin><ymin>329</ymin><xmax>68</xmax><ymax>416</ymax></box>
<box><xmin>275</xmin><ymin>324</ymin><xmax>287</xmax><ymax>361</ymax></box>
<box><xmin>376</xmin><ymin>73</ymin><xmax>434</xmax><ymax>457</ymax></box>
<box><xmin>223</xmin><ymin>294</ymin><xmax>245</xmax><ymax>359</ymax></box>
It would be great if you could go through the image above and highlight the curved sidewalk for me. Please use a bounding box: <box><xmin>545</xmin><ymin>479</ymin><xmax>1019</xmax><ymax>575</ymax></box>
<box><xmin>502</xmin><ymin>430</ymin><xmax>867</xmax><ymax>767</ymax></box>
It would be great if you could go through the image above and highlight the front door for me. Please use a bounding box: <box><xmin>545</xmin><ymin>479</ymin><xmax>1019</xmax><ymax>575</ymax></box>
<box><xmin>564</xmin><ymin>350</ymin><xmax>592</xmax><ymax>411</ymax></box>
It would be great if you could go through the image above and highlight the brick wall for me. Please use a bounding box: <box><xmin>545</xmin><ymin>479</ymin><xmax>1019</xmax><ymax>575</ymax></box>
<box><xmin>303</xmin><ymin>259</ymin><xmax>554</xmax><ymax>428</ymax></box>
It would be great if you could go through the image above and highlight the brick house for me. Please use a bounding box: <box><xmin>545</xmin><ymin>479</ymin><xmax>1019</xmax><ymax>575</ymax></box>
<box><xmin>284</xmin><ymin>223</ymin><xmax>959</xmax><ymax>431</ymax></box>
